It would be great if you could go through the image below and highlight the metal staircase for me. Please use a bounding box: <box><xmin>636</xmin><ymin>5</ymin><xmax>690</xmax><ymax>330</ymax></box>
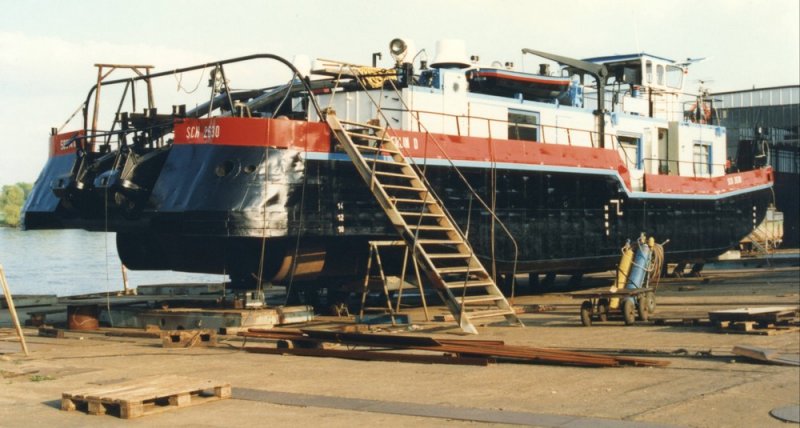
<box><xmin>325</xmin><ymin>111</ymin><xmax>522</xmax><ymax>334</ymax></box>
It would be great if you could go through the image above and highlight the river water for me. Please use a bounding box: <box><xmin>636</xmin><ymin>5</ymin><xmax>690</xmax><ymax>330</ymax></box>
<box><xmin>0</xmin><ymin>227</ymin><xmax>224</xmax><ymax>296</ymax></box>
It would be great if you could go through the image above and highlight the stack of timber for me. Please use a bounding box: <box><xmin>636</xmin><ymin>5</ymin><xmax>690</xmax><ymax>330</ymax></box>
<box><xmin>238</xmin><ymin>329</ymin><xmax>668</xmax><ymax>368</ymax></box>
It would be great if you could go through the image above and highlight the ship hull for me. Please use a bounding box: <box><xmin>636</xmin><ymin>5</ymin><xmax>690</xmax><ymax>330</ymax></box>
<box><xmin>25</xmin><ymin>143</ymin><xmax>771</xmax><ymax>285</ymax></box>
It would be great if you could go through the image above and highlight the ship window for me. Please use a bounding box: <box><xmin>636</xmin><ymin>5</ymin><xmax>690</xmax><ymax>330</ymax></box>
<box><xmin>645</xmin><ymin>61</ymin><xmax>653</xmax><ymax>83</ymax></box>
<box><xmin>508</xmin><ymin>109</ymin><xmax>539</xmax><ymax>142</ymax></box>
<box><xmin>656</xmin><ymin>65</ymin><xmax>665</xmax><ymax>86</ymax></box>
<box><xmin>618</xmin><ymin>135</ymin><xmax>643</xmax><ymax>169</ymax></box>
<box><xmin>666</xmin><ymin>65</ymin><xmax>683</xmax><ymax>89</ymax></box>
<box><xmin>693</xmin><ymin>142</ymin><xmax>712</xmax><ymax>176</ymax></box>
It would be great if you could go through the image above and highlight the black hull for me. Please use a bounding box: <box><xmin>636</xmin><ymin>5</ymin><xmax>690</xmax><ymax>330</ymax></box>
<box><xmin>24</xmin><ymin>144</ymin><xmax>772</xmax><ymax>284</ymax></box>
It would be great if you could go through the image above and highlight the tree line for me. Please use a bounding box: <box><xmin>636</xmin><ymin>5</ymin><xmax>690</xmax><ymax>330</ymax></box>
<box><xmin>0</xmin><ymin>183</ymin><xmax>33</xmax><ymax>227</ymax></box>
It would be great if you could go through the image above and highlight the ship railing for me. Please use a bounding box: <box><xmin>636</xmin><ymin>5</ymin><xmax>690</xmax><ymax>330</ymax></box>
<box><xmin>641</xmin><ymin>157</ymin><xmax>729</xmax><ymax>178</ymax></box>
<box><xmin>324</xmin><ymin>62</ymin><xmax>522</xmax><ymax>294</ymax></box>
<box><xmin>59</xmin><ymin>124</ymin><xmax>172</xmax><ymax>154</ymax></box>
<box><xmin>360</xmin><ymin>106</ymin><xmax>739</xmax><ymax>180</ymax></box>
<box><xmin>376</xmin><ymin>105</ymin><xmax>650</xmax><ymax>151</ymax></box>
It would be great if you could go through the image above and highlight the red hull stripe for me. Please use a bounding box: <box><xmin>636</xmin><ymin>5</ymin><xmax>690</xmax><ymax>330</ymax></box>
<box><xmin>644</xmin><ymin>168</ymin><xmax>773</xmax><ymax>195</ymax></box>
<box><xmin>49</xmin><ymin>131</ymin><xmax>82</xmax><ymax>157</ymax></box>
<box><xmin>64</xmin><ymin>117</ymin><xmax>772</xmax><ymax>195</ymax></box>
<box><xmin>174</xmin><ymin>117</ymin><xmax>329</xmax><ymax>151</ymax></box>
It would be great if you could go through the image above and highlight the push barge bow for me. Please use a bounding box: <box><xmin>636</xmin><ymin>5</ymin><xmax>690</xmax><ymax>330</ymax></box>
<box><xmin>23</xmin><ymin>39</ymin><xmax>773</xmax><ymax>312</ymax></box>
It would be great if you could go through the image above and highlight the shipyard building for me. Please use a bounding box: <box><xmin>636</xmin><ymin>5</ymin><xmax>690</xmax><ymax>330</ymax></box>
<box><xmin>714</xmin><ymin>85</ymin><xmax>800</xmax><ymax>247</ymax></box>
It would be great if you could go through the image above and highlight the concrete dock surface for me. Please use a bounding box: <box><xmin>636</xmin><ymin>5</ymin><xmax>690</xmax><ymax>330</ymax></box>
<box><xmin>1</xmin><ymin>266</ymin><xmax>798</xmax><ymax>427</ymax></box>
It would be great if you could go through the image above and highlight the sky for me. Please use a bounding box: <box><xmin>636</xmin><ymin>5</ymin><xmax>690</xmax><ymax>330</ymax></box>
<box><xmin>1</xmin><ymin>0</ymin><xmax>798</xmax><ymax>185</ymax></box>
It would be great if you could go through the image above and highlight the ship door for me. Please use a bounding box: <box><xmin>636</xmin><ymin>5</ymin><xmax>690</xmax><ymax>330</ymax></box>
<box><xmin>657</xmin><ymin>127</ymin><xmax>670</xmax><ymax>174</ymax></box>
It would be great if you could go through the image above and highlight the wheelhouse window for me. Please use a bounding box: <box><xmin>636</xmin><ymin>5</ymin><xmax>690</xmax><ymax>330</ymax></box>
<box><xmin>645</xmin><ymin>60</ymin><xmax>653</xmax><ymax>83</ymax></box>
<box><xmin>508</xmin><ymin>109</ymin><xmax>540</xmax><ymax>142</ymax></box>
<box><xmin>656</xmin><ymin>64</ymin><xmax>665</xmax><ymax>86</ymax></box>
<box><xmin>666</xmin><ymin>65</ymin><xmax>683</xmax><ymax>89</ymax></box>
<box><xmin>693</xmin><ymin>142</ymin><xmax>712</xmax><ymax>176</ymax></box>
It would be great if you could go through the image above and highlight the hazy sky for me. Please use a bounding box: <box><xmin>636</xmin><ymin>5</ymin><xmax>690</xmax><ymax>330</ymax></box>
<box><xmin>1</xmin><ymin>0</ymin><xmax>798</xmax><ymax>185</ymax></box>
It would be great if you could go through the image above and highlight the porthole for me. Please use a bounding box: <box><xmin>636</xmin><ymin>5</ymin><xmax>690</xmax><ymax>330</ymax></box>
<box><xmin>215</xmin><ymin>160</ymin><xmax>236</xmax><ymax>177</ymax></box>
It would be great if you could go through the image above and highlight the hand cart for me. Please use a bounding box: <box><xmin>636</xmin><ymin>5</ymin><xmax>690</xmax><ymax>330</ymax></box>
<box><xmin>570</xmin><ymin>287</ymin><xmax>656</xmax><ymax>326</ymax></box>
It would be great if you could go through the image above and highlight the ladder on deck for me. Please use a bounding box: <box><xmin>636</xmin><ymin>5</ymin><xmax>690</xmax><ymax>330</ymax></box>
<box><xmin>325</xmin><ymin>111</ymin><xmax>522</xmax><ymax>334</ymax></box>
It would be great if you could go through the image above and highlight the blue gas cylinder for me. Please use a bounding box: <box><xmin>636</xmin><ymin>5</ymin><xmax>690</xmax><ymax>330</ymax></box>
<box><xmin>625</xmin><ymin>237</ymin><xmax>652</xmax><ymax>289</ymax></box>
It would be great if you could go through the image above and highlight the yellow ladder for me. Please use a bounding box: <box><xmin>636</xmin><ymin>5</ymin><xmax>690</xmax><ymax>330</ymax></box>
<box><xmin>326</xmin><ymin>111</ymin><xmax>522</xmax><ymax>334</ymax></box>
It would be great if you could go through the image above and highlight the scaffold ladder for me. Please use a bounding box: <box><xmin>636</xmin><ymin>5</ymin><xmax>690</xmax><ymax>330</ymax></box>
<box><xmin>326</xmin><ymin>111</ymin><xmax>522</xmax><ymax>334</ymax></box>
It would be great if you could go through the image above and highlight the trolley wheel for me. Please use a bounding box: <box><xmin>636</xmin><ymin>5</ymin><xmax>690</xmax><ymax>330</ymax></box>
<box><xmin>597</xmin><ymin>298</ymin><xmax>610</xmax><ymax>322</ymax></box>
<box><xmin>622</xmin><ymin>298</ymin><xmax>636</xmax><ymax>325</ymax></box>
<box><xmin>637</xmin><ymin>297</ymin><xmax>649</xmax><ymax>322</ymax></box>
<box><xmin>645</xmin><ymin>292</ymin><xmax>656</xmax><ymax>313</ymax></box>
<box><xmin>580</xmin><ymin>300</ymin><xmax>593</xmax><ymax>326</ymax></box>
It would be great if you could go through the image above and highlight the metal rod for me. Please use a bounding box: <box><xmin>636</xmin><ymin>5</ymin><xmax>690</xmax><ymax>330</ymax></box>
<box><xmin>81</xmin><ymin>53</ymin><xmax>326</xmax><ymax>132</ymax></box>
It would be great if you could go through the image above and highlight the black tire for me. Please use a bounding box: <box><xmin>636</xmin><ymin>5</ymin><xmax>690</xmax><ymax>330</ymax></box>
<box><xmin>645</xmin><ymin>292</ymin><xmax>656</xmax><ymax>313</ymax></box>
<box><xmin>580</xmin><ymin>300</ymin><xmax>593</xmax><ymax>327</ymax></box>
<box><xmin>637</xmin><ymin>296</ymin><xmax>649</xmax><ymax>322</ymax></box>
<box><xmin>597</xmin><ymin>298</ymin><xmax>610</xmax><ymax>322</ymax></box>
<box><xmin>622</xmin><ymin>298</ymin><xmax>636</xmax><ymax>325</ymax></box>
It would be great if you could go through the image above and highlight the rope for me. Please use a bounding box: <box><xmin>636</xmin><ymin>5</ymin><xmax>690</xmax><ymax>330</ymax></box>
<box><xmin>283</xmin><ymin>143</ymin><xmax>310</xmax><ymax>306</ymax></box>
<box><xmin>648</xmin><ymin>242</ymin><xmax>665</xmax><ymax>290</ymax></box>
<box><xmin>173</xmin><ymin>68</ymin><xmax>206</xmax><ymax>94</ymax></box>
<box><xmin>255</xmin><ymin>72</ymin><xmax>299</xmax><ymax>299</ymax></box>
<box><xmin>103</xmin><ymin>178</ymin><xmax>114</xmax><ymax>327</ymax></box>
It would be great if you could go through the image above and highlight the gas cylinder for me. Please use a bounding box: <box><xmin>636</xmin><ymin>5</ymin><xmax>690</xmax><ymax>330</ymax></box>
<box><xmin>625</xmin><ymin>235</ymin><xmax>652</xmax><ymax>290</ymax></box>
<box><xmin>609</xmin><ymin>241</ymin><xmax>634</xmax><ymax>309</ymax></box>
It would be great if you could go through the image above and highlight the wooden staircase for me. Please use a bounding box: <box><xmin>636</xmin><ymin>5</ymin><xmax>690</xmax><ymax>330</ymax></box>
<box><xmin>325</xmin><ymin>111</ymin><xmax>522</xmax><ymax>334</ymax></box>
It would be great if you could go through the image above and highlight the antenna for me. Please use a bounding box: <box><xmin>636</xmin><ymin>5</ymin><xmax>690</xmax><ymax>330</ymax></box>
<box><xmin>676</xmin><ymin>57</ymin><xmax>710</xmax><ymax>68</ymax></box>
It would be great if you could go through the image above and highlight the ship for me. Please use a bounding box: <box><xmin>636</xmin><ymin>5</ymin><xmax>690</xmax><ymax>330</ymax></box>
<box><xmin>22</xmin><ymin>38</ymin><xmax>774</xmax><ymax>298</ymax></box>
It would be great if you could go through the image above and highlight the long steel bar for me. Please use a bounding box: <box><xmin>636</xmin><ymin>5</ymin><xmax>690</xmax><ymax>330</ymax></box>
<box><xmin>243</xmin><ymin>346</ymin><xmax>492</xmax><ymax>366</ymax></box>
<box><xmin>238</xmin><ymin>330</ymin><xmax>668</xmax><ymax>367</ymax></box>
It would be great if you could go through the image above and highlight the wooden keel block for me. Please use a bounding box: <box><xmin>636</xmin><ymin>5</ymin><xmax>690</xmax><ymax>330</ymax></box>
<box><xmin>87</xmin><ymin>400</ymin><xmax>106</xmax><ymax>415</ymax></box>
<box><xmin>215</xmin><ymin>385</ymin><xmax>232</xmax><ymax>399</ymax></box>
<box><xmin>169</xmin><ymin>393</ymin><xmax>192</xmax><ymax>407</ymax></box>
<box><xmin>60</xmin><ymin>396</ymin><xmax>76</xmax><ymax>411</ymax></box>
<box><xmin>120</xmin><ymin>401</ymin><xmax>143</xmax><ymax>419</ymax></box>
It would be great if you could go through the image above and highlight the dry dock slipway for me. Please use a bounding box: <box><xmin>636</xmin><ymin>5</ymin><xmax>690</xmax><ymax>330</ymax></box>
<box><xmin>1</xmin><ymin>259</ymin><xmax>799</xmax><ymax>427</ymax></box>
<box><xmin>3</xmin><ymin>38</ymin><xmax>799</xmax><ymax>427</ymax></box>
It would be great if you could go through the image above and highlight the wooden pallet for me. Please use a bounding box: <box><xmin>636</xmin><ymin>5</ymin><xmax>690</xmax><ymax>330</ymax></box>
<box><xmin>61</xmin><ymin>375</ymin><xmax>230</xmax><ymax>418</ymax></box>
<box><xmin>708</xmin><ymin>306</ymin><xmax>799</xmax><ymax>335</ymax></box>
<box><xmin>715</xmin><ymin>321</ymin><xmax>799</xmax><ymax>336</ymax></box>
<box><xmin>708</xmin><ymin>306</ymin><xmax>799</xmax><ymax>324</ymax></box>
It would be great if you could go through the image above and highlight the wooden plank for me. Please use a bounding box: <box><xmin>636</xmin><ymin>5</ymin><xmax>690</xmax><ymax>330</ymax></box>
<box><xmin>0</xmin><ymin>265</ymin><xmax>29</xmax><ymax>356</ymax></box>
<box><xmin>732</xmin><ymin>345</ymin><xmax>779</xmax><ymax>362</ymax></box>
